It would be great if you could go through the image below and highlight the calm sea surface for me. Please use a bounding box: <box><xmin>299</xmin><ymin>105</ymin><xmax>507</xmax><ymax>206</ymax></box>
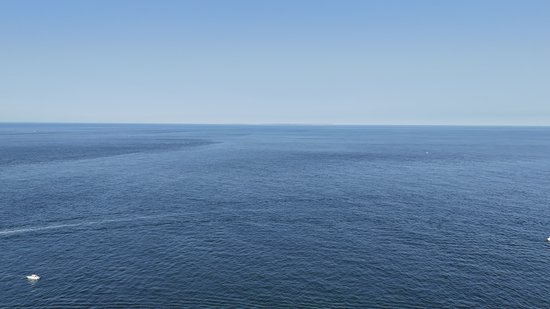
<box><xmin>1</xmin><ymin>124</ymin><xmax>550</xmax><ymax>308</ymax></box>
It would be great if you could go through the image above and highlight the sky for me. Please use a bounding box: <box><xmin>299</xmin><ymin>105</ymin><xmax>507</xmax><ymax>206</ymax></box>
<box><xmin>0</xmin><ymin>0</ymin><xmax>549</xmax><ymax>125</ymax></box>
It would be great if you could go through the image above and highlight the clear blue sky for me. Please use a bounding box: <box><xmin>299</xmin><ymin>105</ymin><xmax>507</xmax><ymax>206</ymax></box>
<box><xmin>1</xmin><ymin>0</ymin><xmax>549</xmax><ymax>124</ymax></box>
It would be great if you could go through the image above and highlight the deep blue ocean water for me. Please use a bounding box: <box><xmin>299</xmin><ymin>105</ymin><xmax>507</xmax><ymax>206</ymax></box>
<box><xmin>1</xmin><ymin>123</ymin><xmax>550</xmax><ymax>308</ymax></box>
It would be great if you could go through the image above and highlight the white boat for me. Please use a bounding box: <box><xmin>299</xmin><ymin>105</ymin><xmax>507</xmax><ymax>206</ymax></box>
<box><xmin>26</xmin><ymin>274</ymin><xmax>40</xmax><ymax>280</ymax></box>
<box><xmin>547</xmin><ymin>236</ymin><xmax>550</xmax><ymax>242</ymax></box>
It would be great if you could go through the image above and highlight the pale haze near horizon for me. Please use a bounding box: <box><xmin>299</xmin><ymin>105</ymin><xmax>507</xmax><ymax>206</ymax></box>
<box><xmin>1</xmin><ymin>0</ymin><xmax>549</xmax><ymax>125</ymax></box>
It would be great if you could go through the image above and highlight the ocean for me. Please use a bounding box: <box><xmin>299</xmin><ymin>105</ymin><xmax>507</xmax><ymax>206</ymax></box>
<box><xmin>1</xmin><ymin>123</ymin><xmax>550</xmax><ymax>308</ymax></box>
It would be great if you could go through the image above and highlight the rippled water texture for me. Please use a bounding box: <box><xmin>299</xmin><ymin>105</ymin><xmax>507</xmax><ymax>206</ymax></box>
<box><xmin>1</xmin><ymin>124</ymin><xmax>550</xmax><ymax>308</ymax></box>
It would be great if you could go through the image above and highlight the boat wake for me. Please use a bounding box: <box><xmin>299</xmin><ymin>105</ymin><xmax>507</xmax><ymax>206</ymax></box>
<box><xmin>0</xmin><ymin>214</ymin><xmax>176</xmax><ymax>237</ymax></box>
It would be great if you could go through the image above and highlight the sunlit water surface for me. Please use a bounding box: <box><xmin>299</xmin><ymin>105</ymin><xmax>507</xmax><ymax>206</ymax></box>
<box><xmin>1</xmin><ymin>124</ymin><xmax>550</xmax><ymax>308</ymax></box>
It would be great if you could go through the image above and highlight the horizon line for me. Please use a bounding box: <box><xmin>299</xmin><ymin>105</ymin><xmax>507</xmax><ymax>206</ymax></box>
<box><xmin>1</xmin><ymin>121</ymin><xmax>549</xmax><ymax>127</ymax></box>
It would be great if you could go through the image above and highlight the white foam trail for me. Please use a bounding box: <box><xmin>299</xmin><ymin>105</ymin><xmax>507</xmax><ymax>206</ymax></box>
<box><xmin>0</xmin><ymin>214</ymin><xmax>176</xmax><ymax>237</ymax></box>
